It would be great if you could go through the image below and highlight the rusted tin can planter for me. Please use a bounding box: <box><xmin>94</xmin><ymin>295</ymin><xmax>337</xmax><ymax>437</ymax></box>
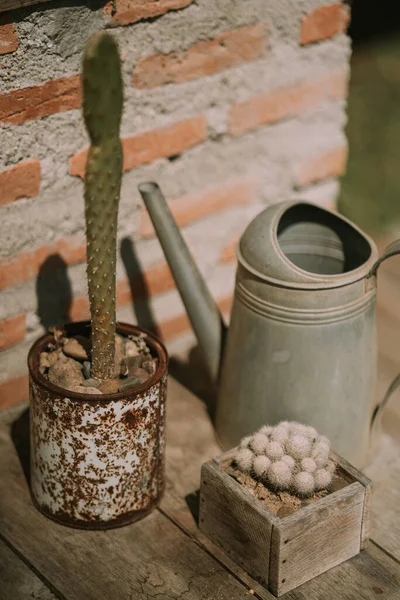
<box><xmin>28</xmin><ymin>321</ymin><xmax>168</xmax><ymax>529</ymax></box>
<box><xmin>199</xmin><ymin>449</ymin><xmax>372</xmax><ymax>596</ymax></box>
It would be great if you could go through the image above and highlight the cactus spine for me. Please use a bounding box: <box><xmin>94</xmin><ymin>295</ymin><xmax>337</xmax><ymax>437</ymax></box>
<box><xmin>82</xmin><ymin>32</ymin><xmax>123</xmax><ymax>380</ymax></box>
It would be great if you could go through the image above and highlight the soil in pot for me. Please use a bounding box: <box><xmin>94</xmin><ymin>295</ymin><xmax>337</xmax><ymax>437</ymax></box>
<box><xmin>222</xmin><ymin>458</ymin><xmax>350</xmax><ymax>518</ymax></box>
<box><xmin>39</xmin><ymin>325</ymin><xmax>158</xmax><ymax>395</ymax></box>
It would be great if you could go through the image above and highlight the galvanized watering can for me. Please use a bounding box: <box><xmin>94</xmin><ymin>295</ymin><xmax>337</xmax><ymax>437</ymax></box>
<box><xmin>139</xmin><ymin>183</ymin><xmax>400</xmax><ymax>467</ymax></box>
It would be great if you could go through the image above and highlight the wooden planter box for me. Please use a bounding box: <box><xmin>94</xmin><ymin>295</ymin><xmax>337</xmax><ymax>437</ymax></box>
<box><xmin>199</xmin><ymin>449</ymin><xmax>372</xmax><ymax>596</ymax></box>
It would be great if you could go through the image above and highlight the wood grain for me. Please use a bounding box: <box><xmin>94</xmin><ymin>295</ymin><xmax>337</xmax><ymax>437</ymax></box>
<box><xmin>199</xmin><ymin>447</ymin><xmax>367</xmax><ymax>597</ymax></box>
<box><xmin>270</xmin><ymin>483</ymin><xmax>365</xmax><ymax>596</ymax></box>
<box><xmin>0</xmin><ymin>538</ymin><xmax>56</xmax><ymax>599</ymax></box>
<box><xmin>2</xmin><ymin>377</ymin><xmax>400</xmax><ymax>599</ymax></box>
<box><xmin>162</xmin><ymin>378</ymin><xmax>278</xmax><ymax>599</ymax></box>
<box><xmin>200</xmin><ymin>460</ymin><xmax>276</xmax><ymax>588</ymax></box>
<box><xmin>284</xmin><ymin>542</ymin><xmax>400</xmax><ymax>599</ymax></box>
<box><xmin>0</xmin><ymin>405</ymin><xmax>257</xmax><ymax>600</ymax></box>
<box><xmin>331</xmin><ymin>450</ymin><xmax>372</xmax><ymax>548</ymax></box>
<box><xmin>364</xmin><ymin>430</ymin><xmax>400</xmax><ymax>563</ymax></box>
<box><xmin>0</xmin><ymin>0</ymin><xmax>53</xmax><ymax>13</ymax></box>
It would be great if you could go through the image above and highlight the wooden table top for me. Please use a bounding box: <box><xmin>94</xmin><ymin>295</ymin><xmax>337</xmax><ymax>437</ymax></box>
<box><xmin>1</xmin><ymin>373</ymin><xmax>400</xmax><ymax>599</ymax></box>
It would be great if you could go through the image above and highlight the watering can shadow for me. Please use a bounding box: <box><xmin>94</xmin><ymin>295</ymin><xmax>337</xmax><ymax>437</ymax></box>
<box><xmin>139</xmin><ymin>182</ymin><xmax>400</xmax><ymax>468</ymax></box>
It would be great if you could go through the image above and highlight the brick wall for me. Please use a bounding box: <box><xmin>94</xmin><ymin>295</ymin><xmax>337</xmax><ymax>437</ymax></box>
<box><xmin>0</xmin><ymin>0</ymin><xmax>351</xmax><ymax>408</ymax></box>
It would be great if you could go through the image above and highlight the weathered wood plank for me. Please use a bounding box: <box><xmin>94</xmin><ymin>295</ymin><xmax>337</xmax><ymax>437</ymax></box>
<box><xmin>284</xmin><ymin>542</ymin><xmax>400</xmax><ymax>600</ymax></box>
<box><xmin>0</xmin><ymin>0</ymin><xmax>53</xmax><ymax>13</ymax></box>
<box><xmin>162</xmin><ymin>379</ymin><xmax>278</xmax><ymax>599</ymax></box>
<box><xmin>364</xmin><ymin>430</ymin><xmax>400</xmax><ymax>563</ymax></box>
<box><xmin>0</xmin><ymin>538</ymin><xmax>57</xmax><ymax>600</ymax></box>
<box><xmin>162</xmin><ymin>378</ymin><xmax>400</xmax><ymax>598</ymax></box>
<box><xmin>270</xmin><ymin>483</ymin><xmax>365</xmax><ymax>596</ymax></box>
<box><xmin>331</xmin><ymin>450</ymin><xmax>372</xmax><ymax>548</ymax></box>
<box><xmin>2</xmin><ymin>377</ymin><xmax>400</xmax><ymax>599</ymax></box>
<box><xmin>0</xmin><ymin>404</ymin><xmax>258</xmax><ymax>600</ymax></box>
<box><xmin>200</xmin><ymin>460</ymin><xmax>275</xmax><ymax>589</ymax></box>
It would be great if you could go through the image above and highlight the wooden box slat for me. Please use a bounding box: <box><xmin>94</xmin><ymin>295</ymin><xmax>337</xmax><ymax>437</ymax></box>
<box><xmin>201</xmin><ymin>460</ymin><xmax>277</xmax><ymax>588</ymax></box>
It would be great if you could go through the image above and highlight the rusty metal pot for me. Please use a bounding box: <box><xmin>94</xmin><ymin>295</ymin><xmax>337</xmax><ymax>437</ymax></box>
<box><xmin>28</xmin><ymin>321</ymin><xmax>168</xmax><ymax>529</ymax></box>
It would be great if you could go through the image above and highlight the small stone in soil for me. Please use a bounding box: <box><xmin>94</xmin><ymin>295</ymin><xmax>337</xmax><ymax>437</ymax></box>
<box><xmin>114</xmin><ymin>334</ymin><xmax>124</xmax><ymax>376</ymax></box>
<box><xmin>100</xmin><ymin>379</ymin><xmax>121</xmax><ymax>394</ymax></box>
<box><xmin>48</xmin><ymin>350</ymin><xmax>59</xmax><ymax>366</ymax></box>
<box><xmin>125</xmin><ymin>355</ymin><xmax>143</xmax><ymax>372</ymax></box>
<box><xmin>48</xmin><ymin>357</ymin><xmax>84</xmax><ymax>388</ymax></box>
<box><xmin>118</xmin><ymin>375</ymin><xmax>141</xmax><ymax>392</ymax></box>
<box><xmin>63</xmin><ymin>337</ymin><xmax>89</xmax><ymax>361</ymax></box>
<box><xmin>68</xmin><ymin>385</ymin><xmax>102</xmax><ymax>395</ymax></box>
<box><xmin>125</xmin><ymin>339</ymin><xmax>140</xmax><ymax>357</ymax></box>
<box><xmin>129</xmin><ymin>367</ymin><xmax>150</xmax><ymax>384</ymax></box>
<box><xmin>39</xmin><ymin>352</ymin><xmax>50</xmax><ymax>373</ymax></box>
<box><xmin>142</xmin><ymin>358</ymin><xmax>156</xmax><ymax>374</ymax></box>
<box><xmin>83</xmin><ymin>361</ymin><xmax>91</xmax><ymax>379</ymax></box>
<box><xmin>81</xmin><ymin>378</ymin><xmax>101</xmax><ymax>389</ymax></box>
<box><xmin>120</xmin><ymin>359</ymin><xmax>129</xmax><ymax>377</ymax></box>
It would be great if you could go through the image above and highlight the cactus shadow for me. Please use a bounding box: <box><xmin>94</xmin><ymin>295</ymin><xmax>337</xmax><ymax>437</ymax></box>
<box><xmin>185</xmin><ymin>490</ymin><xmax>200</xmax><ymax>526</ymax></box>
<box><xmin>168</xmin><ymin>347</ymin><xmax>217</xmax><ymax>416</ymax></box>
<box><xmin>119</xmin><ymin>238</ymin><xmax>217</xmax><ymax>413</ymax></box>
<box><xmin>120</xmin><ymin>237</ymin><xmax>161</xmax><ymax>336</ymax></box>
<box><xmin>36</xmin><ymin>254</ymin><xmax>73</xmax><ymax>329</ymax></box>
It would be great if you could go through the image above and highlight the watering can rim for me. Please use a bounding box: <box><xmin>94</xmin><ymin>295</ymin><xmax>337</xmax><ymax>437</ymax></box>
<box><xmin>236</xmin><ymin>200</ymin><xmax>379</xmax><ymax>290</ymax></box>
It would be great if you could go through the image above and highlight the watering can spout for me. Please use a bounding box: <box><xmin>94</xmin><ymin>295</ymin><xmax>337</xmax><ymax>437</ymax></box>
<box><xmin>138</xmin><ymin>182</ymin><xmax>226</xmax><ymax>384</ymax></box>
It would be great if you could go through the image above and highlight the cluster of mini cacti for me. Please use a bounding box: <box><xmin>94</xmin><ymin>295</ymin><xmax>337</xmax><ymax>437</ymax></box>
<box><xmin>82</xmin><ymin>32</ymin><xmax>124</xmax><ymax>380</ymax></box>
<box><xmin>235</xmin><ymin>421</ymin><xmax>335</xmax><ymax>497</ymax></box>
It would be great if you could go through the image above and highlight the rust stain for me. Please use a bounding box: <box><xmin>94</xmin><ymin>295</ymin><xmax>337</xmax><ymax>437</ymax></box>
<box><xmin>28</xmin><ymin>322</ymin><xmax>168</xmax><ymax>529</ymax></box>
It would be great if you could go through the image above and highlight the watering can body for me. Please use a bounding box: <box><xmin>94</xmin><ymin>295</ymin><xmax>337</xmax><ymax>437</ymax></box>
<box><xmin>217</xmin><ymin>203</ymin><xmax>379</xmax><ymax>468</ymax></box>
<box><xmin>139</xmin><ymin>184</ymin><xmax>398</xmax><ymax>468</ymax></box>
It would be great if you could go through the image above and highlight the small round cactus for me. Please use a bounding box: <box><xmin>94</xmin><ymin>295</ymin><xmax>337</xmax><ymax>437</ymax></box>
<box><xmin>235</xmin><ymin>421</ymin><xmax>335</xmax><ymax>497</ymax></box>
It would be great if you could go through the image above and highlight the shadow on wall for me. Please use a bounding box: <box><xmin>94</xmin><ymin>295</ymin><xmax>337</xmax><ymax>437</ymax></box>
<box><xmin>120</xmin><ymin>237</ymin><xmax>160</xmax><ymax>336</ymax></box>
<box><xmin>6</xmin><ymin>0</ymin><xmax>109</xmax><ymax>22</ymax></box>
<box><xmin>34</xmin><ymin>243</ymin><xmax>216</xmax><ymax>409</ymax></box>
<box><xmin>120</xmin><ymin>236</ymin><xmax>217</xmax><ymax>410</ymax></box>
<box><xmin>338</xmin><ymin>0</ymin><xmax>400</xmax><ymax>237</ymax></box>
<box><xmin>36</xmin><ymin>254</ymin><xmax>72</xmax><ymax>329</ymax></box>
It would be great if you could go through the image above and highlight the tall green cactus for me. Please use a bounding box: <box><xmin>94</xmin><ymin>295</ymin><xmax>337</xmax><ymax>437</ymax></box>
<box><xmin>82</xmin><ymin>32</ymin><xmax>123</xmax><ymax>380</ymax></box>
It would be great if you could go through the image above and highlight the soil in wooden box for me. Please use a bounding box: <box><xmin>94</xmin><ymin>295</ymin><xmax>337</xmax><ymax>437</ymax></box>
<box><xmin>222</xmin><ymin>456</ymin><xmax>351</xmax><ymax>518</ymax></box>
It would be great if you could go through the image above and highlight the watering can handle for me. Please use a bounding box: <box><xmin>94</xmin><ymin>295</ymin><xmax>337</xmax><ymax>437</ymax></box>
<box><xmin>368</xmin><ymin>239</ymin><xmax>400</xmax><ymax>277</ymax></box>
<box><xmin>368</xmin><ymin>239</ymin><xmax>400</xmax><ymax>427</ymax></box>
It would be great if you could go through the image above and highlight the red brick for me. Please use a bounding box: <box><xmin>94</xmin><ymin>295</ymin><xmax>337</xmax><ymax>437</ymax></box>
<box><xmin>158</xmin><ymin>294</ymin><xmax>233</xmax><ymax>341</ymax></box>
<box><xmin>300</xmin><ymin>4</ymin><xmax>350</xmax><ymax>45</ymax></box>
<box><xmin>132</xmin><ymin>24</ymin><xmax>267</xmax><ymax>88</ymax></box>
<box><xmin>70</xmin><ymin>263</ymin><xmax>176</xmax><ymax>321</ymax></box>
<box><xmin>140</xmin><ymin>180</ymin><xmax>255</xmax><ymax>238</ymax></box>
<box><xmin>70</xmin><ymin>295</ymin><xmax>90</xmax><ymax>323</ymax></box>
<box><xmin>104</xmin><ymin>0</ymin><xmax>193</xmax><ymax>26</ymax></box>
<box><xmin>229</xmin><ymin>71</ymin><xmax>348</xmax><ymax>135</ymax></box>
<box><xmin>0</xmin><ymin>373</ymin><xmax>29</xmax><ymax>410</ymax></box>
<box><xmin>67</xmin><ymin>284</ymin><xmax>233</xmax><ymax>342</ymax></box>
<box><xmin>117</xmin><ymin>263</ymin><xmax>176</xmax><ymax>302</ymax></box>
<box><xmin>0</xmin><ymin>21</ymin><xmax>18</xmax><ymax>55</ymax></box>
<box><xmin>0</xmin><ymin>314</ymin><xmax>26</xmax><ymax>351</ymax></box>
<box><xmin>295</xmin><ymin>146</ymin><xmax>348</xmax><ymax>188</ymax></box>
<box><xmin>0</xmin><ymin>74</ymin><xmax>81</xmax><ymax>125</ymax></box>
<box><xmin>0</xmin><ymin>159</ymin><xmax>40</xmax><ymax>206</ymax></box>
<box><xmin>0</xmin><ymin>238</ymin><xmax>86</xmax><ymax>291</ymax></box>
<box><xmin>69</xmin><ymin>115</ymin><xmax>207</xmax><ymax>179</ymax></box>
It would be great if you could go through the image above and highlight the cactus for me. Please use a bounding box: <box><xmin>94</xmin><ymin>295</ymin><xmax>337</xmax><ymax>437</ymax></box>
<box><xmin>82</xmin><ymin>32</ymin><xmax>123</xmax><ymax>380</ymax></box>
<box><xmin>235</xmin><ymin>421</ymin><xmax>335</xmax><ymax>497</ymax></box>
